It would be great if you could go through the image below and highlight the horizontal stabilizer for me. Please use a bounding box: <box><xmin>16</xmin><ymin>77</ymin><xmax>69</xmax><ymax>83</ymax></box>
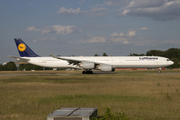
<box><xmin>8</xmin><ymin>56</ymin><xmax>29</xmax><ymax>61</ymax></box>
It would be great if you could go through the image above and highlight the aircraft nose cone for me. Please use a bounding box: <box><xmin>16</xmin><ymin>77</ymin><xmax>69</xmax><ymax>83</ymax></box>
<box><xmin>170</xmin><ymin>61</ymin><xmax>174</xmax><ymax>65</ymax></box>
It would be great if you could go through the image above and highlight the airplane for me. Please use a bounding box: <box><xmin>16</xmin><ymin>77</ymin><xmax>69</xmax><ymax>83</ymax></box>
<box><xmin>10</xmin><ymin>38</ymin><xmax>174</xmax><ymax>74</ymax></box>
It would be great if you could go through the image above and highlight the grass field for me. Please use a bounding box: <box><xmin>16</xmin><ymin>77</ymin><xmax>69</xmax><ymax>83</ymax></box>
<box><xmin>0</xmin><ymin>70</ymin><xmax>180</xmax><ymax>120</ymax></box>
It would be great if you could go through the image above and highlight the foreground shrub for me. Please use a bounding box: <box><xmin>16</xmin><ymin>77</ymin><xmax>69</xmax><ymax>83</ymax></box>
<box><xmin>91</xmin><ymin>108</ymin><xmax>129</xmax><ymax>120</ymax></box>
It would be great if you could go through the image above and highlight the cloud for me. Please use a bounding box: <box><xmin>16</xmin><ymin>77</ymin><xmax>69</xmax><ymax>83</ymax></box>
<box><xmin>91</xmin><ymin>0</ymin><xmax>130</xmax><ymax>7</ymax></box>
<box><xmin>79</xmin><ymin>0</ymin><xmax>85</xmax><ymax>4</ymax></box>
<box><xmin>86</xmin><ymin>34</ymin><xmax>94</xmax><ymax>37</ymax></box>
<box><xmin>103</xmin><ymin>1</ymin><xmax>121</xmax><ymax>6</ymax></box>
<box><xmin>110</xmin><ymin>38</ymin><xmax>131</xmax><ymax>44</ymax></box>
<box><xmin>139</xmin><ymin>27</ymin><xmax>148</xmax><ymax>30</ymax></box>
<box><xmin>111</xmin><ymin>29</ymin><xmax>138</xmax><ymax>37</ymax></box>
<box><xmin>111</xmin><ymin>33</ymin><xmax>119</xmax><ymax>37</ymax></box>
<box><xmin>57</xmin><ymin>6</ymin><xmax>109</xmax><ymax>18</ymax></box>
<box><xmin>119</xmin><ymin>0</ymin><xmax>180</xmax><ymax>21</ymax></box>
<box><xmin>26</xmin><ymin>25</ymin><xmax>80</xmax><ymax>35</ymax></box>
<box><xmin>111</xmin><ymin>33</ymin><xmax>125</xmax><ymax>37</ymax></box>
<box><xmin>26</xmin><ymin>26</ymin><xmax>41</xmax><ymax>32</ymax></box>
<box><xmin>123</xmin><ymin>40</ymin><xmax>131</xmax><ymax>44</ymax></box>
<box><xmin>79</xmin><ymin>37</ymin><xmax>106</xmax><ymax>43</ymax></box>
<box><xmin>74</xmin><ymin>27</ymin><xmax>149</xmax><ymax>45</ymax></box>
<box><xmin>122</xmin><ymin>9</ymin><xmax>130</xmax><ymax>15</ymax></box>
<box><xmin>119</xmin><ymin>33</ymin><xmax>126</xmax><ymax>36</ymax></box>
<box><xmin>110</xmin><ymin>27</ymin><xmax>150</xmax><ymax>44</ymax></box>
<box><xmin>127</xmin><ymin>30</ymin><xmax>137</xmax><ymax>37</ymax></box>
<box><xmin>84</xmin><ymin>7</ymin><xmax>109</xmax><ymax>17</ymax></box>
<box><xmin>33</xmin><ymin>37</ymin><xmax>57</xmax><ymax>43</ymax></box>
<box><xmin>57</xmin><ymin>7</ymin><xmax>81</xmax><ymax>16</ymax></box>
<box><xmin>126</xmin><ymin>0</ymin><xmax>166</xmax><ymax>8</ymax></box>
<box><xmin>87</xmin><ymin>0</ymin><xmax>129</xmax><ymax>17</ymax></box>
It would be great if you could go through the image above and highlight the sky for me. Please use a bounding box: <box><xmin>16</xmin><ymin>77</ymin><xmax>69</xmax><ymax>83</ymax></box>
<box><xmin>1</xmin><ymin>0</ymin><xmax>180</xmax><ymax>63</ymax></box>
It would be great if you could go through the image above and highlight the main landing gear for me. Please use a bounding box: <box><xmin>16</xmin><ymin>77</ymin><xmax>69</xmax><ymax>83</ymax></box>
<box><xmin>82</xmin><ymin>69</ymin><xmax>93</xmax><ymax>74</ymax></box>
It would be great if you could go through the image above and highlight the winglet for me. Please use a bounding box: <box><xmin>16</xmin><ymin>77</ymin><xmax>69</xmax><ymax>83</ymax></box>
<box><xmin>50</xmin><ymin>54</ymin><xmax>58</xmax><ymax>59</ymax></box>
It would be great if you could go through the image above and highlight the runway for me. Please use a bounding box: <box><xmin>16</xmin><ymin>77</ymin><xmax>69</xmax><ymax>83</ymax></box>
<box><xmin>0</xmin><ymin>73</ymin><xmax>72</xmax><ymax>76</ymax></box>
<box><xmin>0</xmin><ymin>71</ymin><xmax>179</xmax><ymax>76</ymax></box>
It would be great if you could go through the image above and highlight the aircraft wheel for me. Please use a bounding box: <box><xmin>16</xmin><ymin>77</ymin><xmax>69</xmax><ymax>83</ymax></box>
<box><xmin>158</xmin><ymin>70</ymin><xmax>161</xmax><ymax>74</ymax></box>
<box><xmin>82</xmin><ymin>71</ymin><xmax>86</xmax><ymax>74</ymax></box>
<box><xmin>82</xmin><ymin>70</ymin><xmax>93</xmax><ymax>74</ymax></box>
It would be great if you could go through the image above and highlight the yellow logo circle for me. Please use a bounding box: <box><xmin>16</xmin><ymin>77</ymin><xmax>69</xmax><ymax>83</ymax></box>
<box><xmin>18</xmin><ymin>43</ymin><xmax>26</xmax><ymax>52</ymax></box>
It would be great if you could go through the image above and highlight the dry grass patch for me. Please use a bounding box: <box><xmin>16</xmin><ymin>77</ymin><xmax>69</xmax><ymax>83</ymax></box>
<box><xmin>0</xmin><ymin>71</ymin><xmax>180</xmax><ymax>120</ymax></box>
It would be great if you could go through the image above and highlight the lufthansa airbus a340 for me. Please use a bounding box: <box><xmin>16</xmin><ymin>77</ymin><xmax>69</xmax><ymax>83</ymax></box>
<box><xmin>10</xmin><ymin>38</ymin><xmax>174</xmax><ymax>74</ymax></box>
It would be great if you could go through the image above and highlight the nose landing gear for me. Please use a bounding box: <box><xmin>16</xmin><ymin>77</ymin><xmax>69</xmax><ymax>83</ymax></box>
<box><xmin>158</xmin><ymin>68</ymin><xmax>161</xmax><ymax>74</ymax></box>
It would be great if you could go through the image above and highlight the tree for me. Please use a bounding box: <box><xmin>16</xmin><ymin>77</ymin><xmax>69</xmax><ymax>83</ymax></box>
<box><xmin>146</xmin><ymin>50</ymin><xmax>164</xmax><ymax>56</ymax></box>
<box><xmin>18</xmin><ymin>63</ymin><xmax>52</xmax><ymax>71</ymax></box>
<box><xmin>19</xmin><ymin>64</ymin><xmax>43</xmax><ymax>70</ymax></box>
<box><xmin>103</xmin><ymin>53</ymin><xmax>108</xmax><ymax>56</ymax></box>
<box><xmin>170</xmin><ymin>58</ymin><xmax>180</xmax><ymax>68</ymax></box>
<box><xmin>164</xmin><ymin>48</ymin><xmax>179</xmax><ymax>59</ymax></box>
<box><xmin>0</xmin><ymin>64</ymin><xmax>4</xmax><ymax>71</ymax></box>
<box><xmin>1</xmin><ymin>61</ymin><xmax>17</xmax><ymax>71</ymax></box>
<box><xmin>7</xmin><ymin>61</ymin><xmax>17</xmax><ymax>71</ymax></box>
<box><xmin>129</xmin><ymin>53</ymin><xmax>145</xmax><ymax>56</ymax></box>
<box><xmin>94</xmin><ymin>53</ymin><xmax>99</xmax><ymax>56</ymax></box>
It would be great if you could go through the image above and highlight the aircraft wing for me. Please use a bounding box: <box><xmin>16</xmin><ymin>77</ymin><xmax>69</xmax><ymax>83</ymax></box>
<box><xmin>50</xmin><ymin>54</ymin><xmax>81</xmax><ymax>65</ymax></box>
<box><xmin>50</xmin><ymin>54</ymin><xmax>104</xmax><ymax>67</ymax></box>
<box><xmin>9</xmin><ymin>56</ymin><xmax>30</xmax><ymax>62</ymax></box>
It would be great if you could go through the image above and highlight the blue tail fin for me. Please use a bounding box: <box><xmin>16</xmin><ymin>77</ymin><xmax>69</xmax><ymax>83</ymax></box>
<box><xmin>14</xmin><ymin>38</ymin><xmax>40</xmax><ymax>57</ymax></box>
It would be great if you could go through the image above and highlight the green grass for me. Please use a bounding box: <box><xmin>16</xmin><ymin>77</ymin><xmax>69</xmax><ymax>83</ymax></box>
<box><xmin>38</xmin><ymin>94</ymin><xmax>151</xmax><ymax>105</ymax></box>
<box><xmin>0</xmin><ymin>70</ymin><xmax>180</xmax><ymax>120</ymax></box>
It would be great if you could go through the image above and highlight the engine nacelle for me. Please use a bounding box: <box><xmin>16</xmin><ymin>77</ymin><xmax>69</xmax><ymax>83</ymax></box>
<box><xmin>99</xmin><ymin>64</ymin><xmax>115</xmax><ymax>72</ymax></box>
<box><xmin>80</xmin><ymin>61</ymin><xmax>95</xmax><ymax>69</ymax></box>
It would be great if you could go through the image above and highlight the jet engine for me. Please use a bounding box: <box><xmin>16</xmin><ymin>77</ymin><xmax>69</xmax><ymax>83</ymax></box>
<box><xmin>80</xmin><ymin>61</ymin><xmax>95</xmax><ymax>69</ymax></box>
<box><xmin>98</xmin><ymin>64</ymin><xmax>115</xmax><ymax>72</ymax></box>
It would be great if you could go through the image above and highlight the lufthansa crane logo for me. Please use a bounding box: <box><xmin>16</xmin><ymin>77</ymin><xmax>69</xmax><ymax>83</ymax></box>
<box><xmin>18</xmin><ymin>43</ymin><xmax>26</xmax><ymax>52</ymax></box>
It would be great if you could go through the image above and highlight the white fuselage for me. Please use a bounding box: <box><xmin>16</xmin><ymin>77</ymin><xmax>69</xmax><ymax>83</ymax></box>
<box><xmin>22</xmin><ymin>56</ymin><xmax>174</xmax><ymax>69</ymax></box>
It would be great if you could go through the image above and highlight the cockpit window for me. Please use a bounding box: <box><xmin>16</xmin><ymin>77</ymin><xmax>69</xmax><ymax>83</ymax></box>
<box><xmin>167</xmin><ymin>59</ymin><xmax>171</xmax><ymax>61</ymax></box>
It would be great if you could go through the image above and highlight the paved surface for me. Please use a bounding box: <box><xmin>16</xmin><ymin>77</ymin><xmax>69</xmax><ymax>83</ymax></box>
<box><xmin>0</xmin><ymin>73</ymin><xmax>73</xmax><ymax>76</ymax></box>
<box><xmin>0</xmin><ymin>72</ymin><xmax>179</xmax><ymax>76</ymax></box>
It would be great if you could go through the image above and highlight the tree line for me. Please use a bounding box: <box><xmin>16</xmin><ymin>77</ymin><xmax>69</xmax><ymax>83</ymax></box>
<box><xmin>0</xmin><ymin>48</ymin><xmax>180</xmax><ymax>71</ymax></box>
<box><xmin>0</xmin><ymin>61</ymin><xmax>17</xmax><ymax>71</ymax></box>
<box><xmin>0</xmin><ymin>62</ymin><xmax>52</xmax><ymax>71</ymax></box>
